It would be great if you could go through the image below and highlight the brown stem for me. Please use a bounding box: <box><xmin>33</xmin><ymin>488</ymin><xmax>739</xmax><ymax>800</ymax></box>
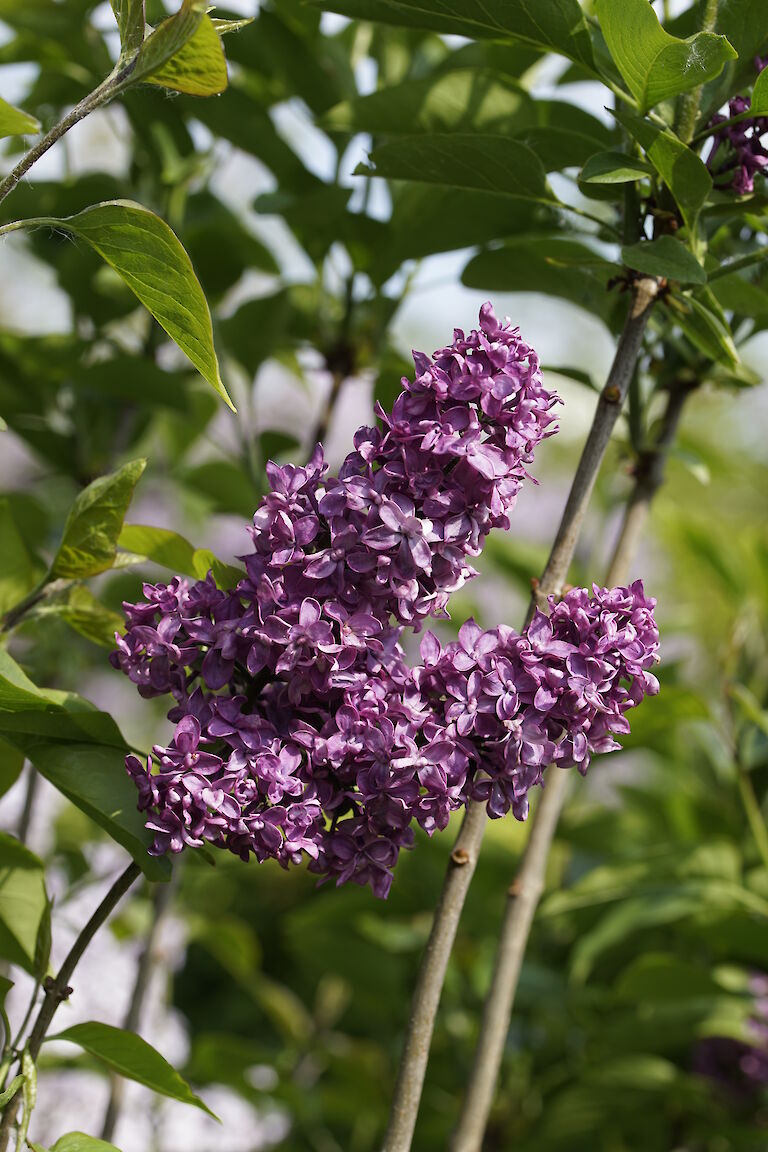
<box><xmin>605</xmin><ymin>382</ymin><xmax>693</xmax><ymax>585</ymax></box>
<box><xmin>0</xmin><ymin>863</ymin><xmax>140</xmax><ymax>1151</ymax></box>
<box><xmin>449</xmin><ymin>350</ymin><xmax>690</xmax><ymax>1152</ymax></box>
<box><xmin>381</xmin><ymin>278</ymin><xmax>659</xmax><ymax>1152</ymax></box>
<box><xmin>100</xmin><ymin>875</ymin><xmax>177</xmax><ymax>1142</ymax></box>
<box><xmin>449</xmin><ymin>767</ymin><xmax>569</xmax><ymax>1152</ymax></box>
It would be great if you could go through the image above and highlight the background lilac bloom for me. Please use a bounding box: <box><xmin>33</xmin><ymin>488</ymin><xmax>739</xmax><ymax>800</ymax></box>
<box><xmin>112</xmin><ymin>306</ymin><xmax>659</xmax><ymax>897</ymax></box>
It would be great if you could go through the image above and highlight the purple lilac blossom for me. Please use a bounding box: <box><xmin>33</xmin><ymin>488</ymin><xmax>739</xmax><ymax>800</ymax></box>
<box><xmin>705</xmin><ymin>92</ymin><xmax>768</xmax><ymax>195</ymax></box>
<box><xmin>112</xmin><ymin>305</ymin><xmax>659</xmax><ymax>897</ymax></box>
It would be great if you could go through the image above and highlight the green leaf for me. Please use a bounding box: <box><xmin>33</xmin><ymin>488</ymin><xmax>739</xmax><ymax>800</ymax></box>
<box><xmin>581</xmin><ymin>150</ymin><xmax>652</xmax><ymax>184</ymax></box>
<box><xmin>753</xmin><ymin>63</ymin><xmax>768</xmax><ymax>115</ymax></box>
<box><xmin>0</xmin><ymin>649</ymin><xmax>64</xmax><ymax>712</ymax></box>
<box><xmin>0</xmin><ymin>738</ymin><xmax>24</xmax><ymax>798</ymax></box>
<box><xmin>462</xmin><ymin>236</ymin><xmax>621</xmax><ymax>329</ymax></box>
<box><xmin>307</xmin><ymin>0</ymin><xmax>596</xmax><ymax>69</ymax></box>
<box><xmin>670</xmin><ymin>292</ymin><xmax>739</xmax><ymax>365</ymax></box>
<box><xmin>0</xmin><ymin>832</ymin><xmax>48</xmax><ymax>975</ymax></box>
<box><xmin>127</xmin><ymin>0</ymin><xmax>205</xmax><ymax>85</ymax></box>
<box><xmin>110</xmin><ymin>0</ymin><xmax>145</xmax><ymax>55</ymax></box>
<box><xmin>615</xmin><ymin>109</ymin><xmax>712</xmax><ymax>232</ymax></box>
<box><xmin>0</xmin><ymin>497</ymin><xmax>39</xmax><ymax>614</ymax></box>
<box><xmin>49</xmin><ymin>1136</ymin><xmax>122</xmax><ymax>1152</ymax></box>
<box><xmin>118</xmin><ymin>524</ymin><xmax>244</xmax><ymax>589</ymax></box>
<box><xmin>23</xmin><ymin>203</ymin><xmax>233</xmax><ymax>409</ymax></box>
<box><xmin>0</xmin><ymin>1074</ymin><xmax>26</xmax><ymax>1109</ymax></box>
<box><xmin>143</xmin><ymin>14</ymin><xmax>228</xmax><ymax>97</ymax></box>
<box><xmin>622</xmin><ymin>236</ymin><xmax>706</xmax><ymax>284</ymax></box>
<box><xmin>0</xmin><ymin>95</ymin><xmax>39</xmax><ymax>138</ymax></box>
<box><xmin>50</xmin><ymin>459</ymin><xmax>146</xmax><ymax>580</ymax></box>
<box><xmin>50</xmin><ymin>1023</ymin><xmax>216</xmax><ymax>1116</ymax></box>
<box><xmin>323</xmin><ymin>71</ymin><xmax>537</xmax><ymax>135</ymax></box>
<box><xmin>17</xmin><ymin>742</ymin><xmax>169</xmax><ymax>881</ymax></box>
<box><xmin>28</xmin><ymin>586</ymin><xmax>125</xmax><ymax>649</ymax></box>
<box><xmin>596</xmin><ymin>0</ymin><xmax>736</xmax><ymax>112</ymax></box>
<box><xmin>358</xmin><ymin>135</ymin><xmax>552</xmax><ymax>202</ymax></box>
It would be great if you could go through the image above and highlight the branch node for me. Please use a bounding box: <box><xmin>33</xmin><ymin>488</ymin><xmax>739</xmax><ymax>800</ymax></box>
<box><xmin>631</xmin><ymin>276</ymin><xmax>661</xmax><ymax>318</ymax></box>
<box><xmin>451</xmin><ymin>848</ymin><xmax>471</xmax><ymax>867</ymax></box>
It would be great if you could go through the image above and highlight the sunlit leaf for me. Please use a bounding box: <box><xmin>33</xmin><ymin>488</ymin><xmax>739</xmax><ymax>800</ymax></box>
<box><xmin>50</xmin><ymin>1023</ymin><xmax>216</xmax><ymax>1115</ymax></box>
<box><xmin>20</xmin><ymin>203</ymin><xmax>233</xmax><ymax>408</ymax></box>
<box><xmin>50</xmin><ymin>459</ymin><xmax>146</xmax><ymax>579</ymax></box>
<box><xmin>0</xmin><ymin>95</ymin><xmax>39</xmax><ymax>138</ymax></box>
<box><xmin>596</xmin><ymin>0</ymin><xmax>736</xmax><ymax>111</ymax></box>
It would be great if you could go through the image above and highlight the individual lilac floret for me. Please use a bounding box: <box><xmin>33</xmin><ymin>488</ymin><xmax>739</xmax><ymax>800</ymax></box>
<box><xmin>705</xmin><ymin>92</ymin><xmax>768</xmax><ymax>195</ymax></box>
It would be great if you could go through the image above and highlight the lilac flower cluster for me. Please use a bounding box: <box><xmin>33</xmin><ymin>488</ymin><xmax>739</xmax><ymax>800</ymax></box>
<box><xmin>706</xmin><ymin>87</ymin><xmax>768</xmax><ymax>195</ymax></box>
<box><xmin>112</xmin><ymin>305</ymin><xmax>659</xmax><ymax>897</ymax></box>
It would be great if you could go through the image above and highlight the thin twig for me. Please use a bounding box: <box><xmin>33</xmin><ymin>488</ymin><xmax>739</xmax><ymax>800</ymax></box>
<box><xmin>381</xmin><ymin>277</ymin><xmax>659</xmax><ymax>1152</ymax></box>
<box><xmin>449</xmin><ymin>363</ymin><xmax>687</xmax><ymax>1152</ymax></box>
<box><xmin>0</xmin><ymin>64</ymin><xmax>134</xmax><ymax>209</ymax></box>
<box><xmin>0</xmin><ymin>863</ymin><xmax>141</xmax><ymax>1151</ymax></box>
<box><xmin>100</xmin><ymin>875</ymin><xmax>178</xmax><ymax>1142</ymax></box>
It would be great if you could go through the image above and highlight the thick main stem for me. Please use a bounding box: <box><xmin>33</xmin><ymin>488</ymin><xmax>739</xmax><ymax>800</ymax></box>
<box><xmin>381</xmin><ymin>278</ymin><xmax>658</xmax><ymax>1152</ymax></box>
<box><xmin>449</xmin><ymin>357</ymin><xmax>688</xmax><ymax>1152</ymax></box>
<box><xmin>0</xmin><ymin>863</ymin><xmax>140</xmax><ymax>1151</ymax></box>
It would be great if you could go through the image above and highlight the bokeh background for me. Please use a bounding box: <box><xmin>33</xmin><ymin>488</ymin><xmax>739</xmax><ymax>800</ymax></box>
<box><xmin>1</xmin><ymin>2</ymin><xmax>767</xmax><ymax>1149</ymax></box>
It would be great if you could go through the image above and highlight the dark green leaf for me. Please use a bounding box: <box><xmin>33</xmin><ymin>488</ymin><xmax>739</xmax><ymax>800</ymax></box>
<box><xmin>51</xmin><ymin>459</ymin><xmax>146</xmax><ymax>579</ymax></box>
<box><xmin>462</xmin><ymin>237</ymin><xmax>622</xmax><ymax>329</ymax></box>
<box><xmin>622</xmin><ymin>237</ymin><xmax>706</xmax><ymax>284</ymax></box>
<box><xmin>596</xmin><ymin>0</ymin><xmax>736</xmax><ymax>111</ymax></box>
<box><xmin>323</xmin><ymin>70</ymin><xmax>536</xmax><ymax>135</ymax></box>
<box><xmin>307</xmin><ymin>0</ymin><xmax>596</xmax><ymax>69</ymax></box>
<box><xmin>18</xmin><ymin>743</ymin><xmax>170</xmax><ymax>881</ymax></box>
<box><xmin>50</xmin><ymin>1022</ymin><xmax>216</xmax><ymax>1115</ymax></box>
<box><xmin>0</xmin><ymin>95</ymin><xmax>39</xmax><ymax>138</ymax></box>
<box><xmin>581</xmin><ymin>150</ymin><xmax>652</xmax><ymax>184</ymax></box>
<box><xmin>23</xmin><ymin>203</ymin><xmax>233</xmax><ymax>408</ymax></box>
<box><xmin>358</xmin><ymin>135</ymin><xmax>553</xmax><ymax>202</ymax></box>
<box><xmin>110</xmin><ymin>0</ymin><xmax>145</xmax><ymax>55</ymax></box>
<box><xmin>615</xmin><ymin>110</ymin><xmax>712</xmax><ymax>232</ymax></box>
<box><xmin>0</xmin><ymin>738</ymin><xmax>24</xmax><ymax>798</ymax></box>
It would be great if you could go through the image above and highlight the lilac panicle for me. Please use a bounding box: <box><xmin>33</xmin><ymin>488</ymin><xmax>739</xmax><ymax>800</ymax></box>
<box><xmin>112</xmin><ymin>304</ymin><xmax>659</xmax><ymax>898</ymax></box>
<box><xmin>705</xmin><ymin>83</ymin><xmax>768</xmax><ymax>195</ymax></box>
